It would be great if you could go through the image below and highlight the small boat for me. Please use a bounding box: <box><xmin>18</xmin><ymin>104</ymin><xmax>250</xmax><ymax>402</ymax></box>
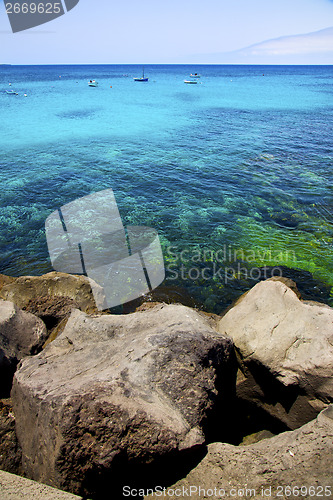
<box><xmin>134</xmin><ymin>66</ymin><xmax>148</xmax><ymax>82</ymax></box>
<box><xmin>5</xmin><ymin>90</ymin><xmax>18</xmax><ymax>95</ymax></box>
<box><xmin>88</xmin><ymin>80</ymin><xmax>98</xmax><ymax>87</ymax></box>
<box><xmin>190</xmin><ymin>73</ymin><xmax>200</xmax><ymax>78</ymax></box>
<box><xmin>184</xmin><ymin>80</ymin><xmax>198</xmax><ymax>84</ymax></box>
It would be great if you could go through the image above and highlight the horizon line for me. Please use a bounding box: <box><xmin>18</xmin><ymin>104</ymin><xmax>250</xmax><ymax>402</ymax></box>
<box><xmin>1</xmin><ymin>62</ymin><xmax>333</xmax><ymax>66</ymax></box>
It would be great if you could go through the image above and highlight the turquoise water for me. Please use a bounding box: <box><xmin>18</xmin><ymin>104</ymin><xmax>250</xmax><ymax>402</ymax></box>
<box><xmin>1</xmin><ymin>65</ymin><xmax>333</xmax><ymax>312</ymax></box>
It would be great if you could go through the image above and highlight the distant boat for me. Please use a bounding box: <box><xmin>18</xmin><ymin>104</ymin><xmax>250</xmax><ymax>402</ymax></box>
<box><xmin>134</xmin><ymin>67</ymin><xmax>148</xmax><ymax>82</ymax></box>
<box><xmin>88</xmin><ymin>80</ymin><xmax>98</xmax><ymax>87</ymax></box>
<box><xmin>190</xmin><ymin>73</ymin><xmax>200</xmax><ymax>78</ymax></box>
<box><xmin>184</xmin><ymin>80</ymin><xmax>198</xmax><ymax>84</ymax></box>
<box><xmin>5</xmin><ymin>90</ymin><xmax>18</xmax><ymax>95</ymax></box>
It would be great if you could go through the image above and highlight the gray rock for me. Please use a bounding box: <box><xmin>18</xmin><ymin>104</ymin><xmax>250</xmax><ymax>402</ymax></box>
<box><xmin>11</xmin><ymin>303</ymin><xmax>235</xmax><ymax>497</ymax></box>
<box><xmin>218</xmin><ymin>279</ymin><xmax>333</xmax><ymax>428</ymax></box>
<box><xmin>155</xmin><ymin>405</ymin><xmax>333</xmax><ymax>500</ymax></box>
<box><xmin>0</xmin><ymin>300</ymin><xmax>47</xmax><ymax>396</ymax></box>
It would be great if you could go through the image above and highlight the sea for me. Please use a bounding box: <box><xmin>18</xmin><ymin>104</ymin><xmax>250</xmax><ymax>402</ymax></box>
<box><xmin>1</xmin><ymin>64</ymin><xmax>333</xmax><ymax>313</ymax></box>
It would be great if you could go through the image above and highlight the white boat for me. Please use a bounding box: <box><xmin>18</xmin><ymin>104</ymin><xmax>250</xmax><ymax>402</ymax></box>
<box><xmin>190</xmin><ymin>73</ymin><xmax>200</xmax><ymax>78</ymax></box>
<box><xmin>88</xmin><ymin>80</ymin><xmax>98</xmax><ymax>87</ymax></box>
<box><xmin>134</xmin><ymin>67</ymin><xmax>148</xmax><ymax>82</ymax></box>
<box><xmin>5</xmin><ymin>90</ymin><xmax>18</xmax><ymax>95</ymax></box>
<box><xmin>184</xmin><ymin>80</ymin><xmax>198</xmax><ymax>84</ymax></box>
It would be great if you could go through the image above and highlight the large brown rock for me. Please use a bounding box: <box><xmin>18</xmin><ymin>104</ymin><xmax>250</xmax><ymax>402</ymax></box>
<box><xmin>0</xmin><ymin>272</ymin><xmax>103</xmax><ymax>317</ymax></box>
<box><xmin>157</xmin><ymin>405</ymin><xmax>333</xmax><ymax>500</ymax></box>
<box><xmin>11</xmin><ymin>304</ymin><xmax>235</xmax><ymax>497</ymax></box>
<box><xmin>0</xmin><ymin>300</ymin><xmax>47</xmax><ymax>396</ymax></box>
<box><xmin>218</xmin><ymin>279</ymin><xmax>333</xmax><ymax>429</ymax></box>
<box><xmin>0</xmin><ymin>274</ymin><xmax>15</xmax><ymax>292</ymax></box>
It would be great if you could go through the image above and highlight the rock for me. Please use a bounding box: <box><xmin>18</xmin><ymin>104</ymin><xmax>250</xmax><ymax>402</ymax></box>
<box><xmin>218</xmin><ymin>279</ymin><xmax>333</xmax><ymax>429</ymax></box>
<box><xmin>0</xmin><ymin>399</ymin><xmax>21</xmax><ymax>474</ymax></box>
<box><xmin>0</xmin><ymin>272</ymin><xmax>105</xmax><ymax>342</ymax></box>
<box><xmin>0</xmin><ymin>272</ymin><xmax>103</xmax><ymax>317</ymax></box>
<box><xmin>42</xmin><ymin>317</ymin><xmax>70</xmax><ymax>349</ymax></box>
<box><xmin>267</xmin><ymin>276</ymin><xmax>301</xmax><ymax>298</ymax></box>
<box><xmin>0</xmin><ymin>274</ymin><xmax>15</xmax><ymax>292</ymax></box>
<box><xmin>239</xmin><ymin>429</ymin><xmax>275</xmax><ymax>446</ymax></box>
<box><xmin>0</xmin><ymin>470</ymin><xmax>82</xmax><ymax>500</ymax></box>
<box><xmin>258</xmin><ymin>265</ymin><xmax>331</xmax><ymax>304</ymax></box>
<box><xmin>22</xmin><ymin>295</ymin><xmax>79</xmax><ymax>332</ymax></box>
<box><xmin>0</xmin><ymin>300</ymin><xmax>47</xmax><ymax>397</ymax></box>
<box><xmin>122</xmin><ymin>284</ymin><xmax>203</xmax><ymax>313</ymax></box>
<box><xmin>160</xmin><ymin>405</ymin><xmax>333</xmax><ymax>500</ymax></box>
<box><xmin>11</xmin><ymin>304</ymin><xmax>235</xmax><ymax>498</ymax></box>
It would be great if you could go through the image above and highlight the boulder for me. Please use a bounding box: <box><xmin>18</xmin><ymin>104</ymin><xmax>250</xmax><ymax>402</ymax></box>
<box><xmin>158</xmin><ymin>405</ymin><xmax>333</xmax><ymax>500</ymax></box>
<box><xmin>218</xmin><ymin>279</ymin><xmax>333</xmax><ymax>429</ymax></box>
<box><xmin>21</xmin><ymin>295</ymin><xmax>80</xmax><ymax>332</ymax></box>
<box><xmin>0</xmin><ymin>300</ymin><xmax>47</xmax><ymax>396</ymax></box>
<box><xmin>11</xmin><ymin>304</ymin><xmax>235</xmax><ymax>498</ymax></box>
<box><xmin>0</xmin><ymin>274</ymin><xmax>15</xmax><ymax>292</ymax></box>
<box><xmin>264</xmin><ymin>275</ymin><xmax>301</xmax><ymax>298</ymax></box>
<box><xmin>0</xmin><ymin>272</ymin><xmax>103</xmax><ymax>318</ymax></box>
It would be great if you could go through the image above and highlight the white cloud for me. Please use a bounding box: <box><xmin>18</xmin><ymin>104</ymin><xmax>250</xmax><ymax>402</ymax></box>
<box><xmin>185</xmin><ymin>27</ymin><xmax>333</xmax><ymax>64</ymax></box>
<box><xmin>243</xmin><ymin>27</ymin><xmax>333</xmax><ymax>57</ymax></box>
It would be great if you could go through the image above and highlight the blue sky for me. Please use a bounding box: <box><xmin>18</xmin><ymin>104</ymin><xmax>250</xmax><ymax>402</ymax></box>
<box><xmin>1</xmin><ymin>0</ymin><xmax>333</xmax><ymax>63</ymax></box>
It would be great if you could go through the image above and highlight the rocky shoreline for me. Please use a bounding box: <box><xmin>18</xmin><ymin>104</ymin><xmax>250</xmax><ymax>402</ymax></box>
<box><xmin>0</xmin><ymin>272</ymin><xmax>332</xmax><ymax>499</ymax></box>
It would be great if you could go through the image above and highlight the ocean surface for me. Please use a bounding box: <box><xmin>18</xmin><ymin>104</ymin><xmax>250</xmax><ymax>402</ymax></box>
<box><xmin>1</xmin><ymin>64</ymin><xmax>333</xmax><ymax>312</ymax></box>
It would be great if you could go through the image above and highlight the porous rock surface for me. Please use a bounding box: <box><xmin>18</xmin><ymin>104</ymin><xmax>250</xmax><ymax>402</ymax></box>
<box><xmin>11</xmin><ymin>303</ymin><xmax>235</xmax><ymax>497</ymax></box>
<box><xmin>218</xmin><ymin>279</ymin><xmax>333</xmax><ymax>428</ymax></box>
<box><xmin>153</xmin><ymin>405</ymin><xmax>333</xmax><ymax>500</ymax></box>
<box><xmin>0</xmin><ymin>469</ymin><xmax>82</xmax><ymax>500</ymax></box>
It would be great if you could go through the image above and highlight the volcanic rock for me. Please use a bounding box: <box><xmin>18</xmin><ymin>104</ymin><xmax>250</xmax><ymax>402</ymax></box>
<box><xmin>159</xmin><ymin>405</ymin><xmax>333</xmax><ymax>500</ymax></box>
<box><xmin>0</xmin><ymin>271</ymin><xmax>103</xmax><ymax>317</ymax></box>
<box><xmin>218</xmin><ymin>279</ymin><xmax>333</xmax><ymax>428</ymax></box>
<box><xmin>12</xmin><ymin>303</ymin><xmax>235</xmax><ymax>497</ymax></box>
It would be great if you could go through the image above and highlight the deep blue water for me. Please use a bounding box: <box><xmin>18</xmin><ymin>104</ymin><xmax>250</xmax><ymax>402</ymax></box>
<box><xmin>1</xmin><ymin>64</ymin><xmax>333</xmax><ymax>312</ymax></box>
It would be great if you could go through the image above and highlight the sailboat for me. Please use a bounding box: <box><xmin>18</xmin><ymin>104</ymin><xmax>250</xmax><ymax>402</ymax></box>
<box><xmin>134</xmin><ymin>66</ymin><xmax>149</xmax><ymax>82</ymax></box>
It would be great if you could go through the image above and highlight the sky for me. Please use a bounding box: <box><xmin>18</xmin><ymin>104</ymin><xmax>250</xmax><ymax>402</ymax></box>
<box><xmin>0</xmin><ymin>0</ymin><xmax>333</xmax><ymax>64</ymax></box>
